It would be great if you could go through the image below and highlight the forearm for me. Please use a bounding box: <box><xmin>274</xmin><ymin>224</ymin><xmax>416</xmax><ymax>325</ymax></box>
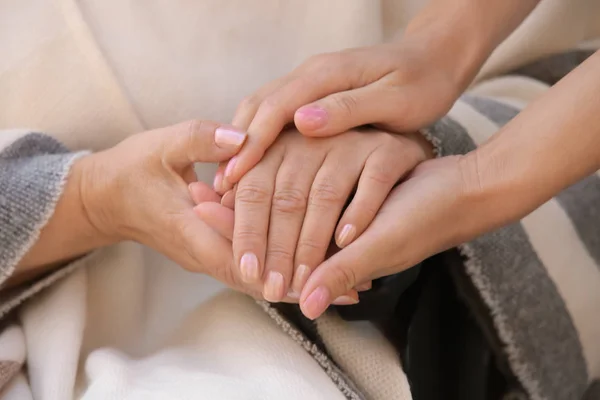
<box><xmin>13</xmin><ymin>156</ymin><xmax>115</xmax><ymax>278</ymax></box>
<box><xmin>404</xmin><ymin>0</ymin><xmax>541</xmax><ymax>90</ymax></box>
<box><xmin>467</xmin><ymin>50</ymin><xmax>600</xmax><ymax>227</ymax></box>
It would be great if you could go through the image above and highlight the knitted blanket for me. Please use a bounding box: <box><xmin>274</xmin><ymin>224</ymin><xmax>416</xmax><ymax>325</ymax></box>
<box><xmin>0</xmin><ymin>51</ymin><xmax>598</xmax><ymax>400</ymax></box>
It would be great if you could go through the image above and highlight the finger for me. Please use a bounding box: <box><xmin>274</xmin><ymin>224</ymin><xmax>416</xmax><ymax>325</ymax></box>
<box><xmin>190</xmin><ymin>203</ymin><xmax>301</xmax><ymax>304</ymax></box>
<box><xmin>221</xmin><ymin>187</ymin><xmax>236</xmax><ymax>210</ymax></box>
<box><xmin>194</xmin><ymin>202</ymin><xmax>234</xmax><ymax>241</ymax></box>
<box><xmin>292</xmin><ymin>151</ymin><xmax>364</xmax><ymax>295</ymax></box>
<box><xmin>224</xmin><ymin>55</ymin><xmax>365</xmax><ymax>184</ymax></box>
<box><xmin>263</xmin><ymin>150</ymin><xmax>324</xmax><ymax>302</ymax></box>
<box><xmin>299</xmin><ymin>232</ymin><xmax>385</xmax><ymax>320</ymax></box>
<box><xmin>335</xmin><ymin>138</ymin><xmax>419</xmax><ymax>248</ymax></box>
<box><xmin>188</xmin><ymin>181</ymin><xmax>221</xmax><ymax>205</ymax></box>
<box><xmin>295</xmin><ymin>83</ymin><xmax>407</xmax><ymax>137</ymax></box>
<box><xmin>233</xmin><ymin>149</ymin><xmax>283</xmax><ymax>285</ymax></box>
<box><xmin>214</xmin><ymin>162</ymin><xmax>228</xmax><ymax>195</ymax></box>
<box><xmin>232</xmin><ymin>75</ymin><xmax>294</xmax><ymax>130</ymax></box>
<box><xmin>182</xmin><ymin>166</ymin><xmax>198</xmax><ymax>185</ymax></box>
<box><xmin>161</xmin><ymin>120</ymin><xmax>247</xmax><ymax>167</ymax></box>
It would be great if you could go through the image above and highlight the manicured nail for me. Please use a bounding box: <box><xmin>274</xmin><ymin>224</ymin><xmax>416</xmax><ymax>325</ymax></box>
<box><xmin>213</xmin><ymin>172</ymin><xmax>223</xmax><ymax>192</ymax></box>
<box><xmin>337</xmin><ymin>224</ymin><xmax>356</xmax><ymax>248</ymax></box>
<box><xmin>296</xmin><ymin>106</ymin><xmax>328</xmax><ymax>130</ymax></box>
<box><xmin>263</xmin><ymin>271</ymin><xmax>285</xmax><ymax>302</ymax></box>
<box><xmin>291</xmin><ymin>264</ymin><xmax>311</xmax><ymax>294</ymax></box>
<box><xmin>302</xmin><ymin>286</ymin><xmax>330</xmax><ymax>320</ymax></box>
<box><xmin>332</xmin><ymin>295</ymin><xmax>359</xmax><ymax>305</ymax></box>
<box><xmin>355</xmin><ymin>281</ymin><xmax>372</xmax><ymax>292</ymax></box>
<box><xmin>286</xmin><ymin>290</ymin><xmax>299</xmax><ymax>299</ymax></box>
<box><xmin>215</xmin><ymin>128</ymin><xmax>246</xmax><ymax>148</ymax></box>
<box><xmin>240</xmin><ymin>252</ymin><xmax>259</xmax><ymax>283</ymax></box>
<box><xmin>224</xmin><ymin>156</ymin><xmax>238</xmax><ymax>179</ymax></box>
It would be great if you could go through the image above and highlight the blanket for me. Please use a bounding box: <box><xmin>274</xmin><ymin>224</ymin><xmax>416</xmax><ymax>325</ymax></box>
<box><xmin>1</xmin><ymin>2</ymin><xmax>600</xmax><ymax>399</ymax></box>
<box><xmin>0</xmin><ymin>50</ymin><xmax>599</xmax><ymax>400</ymax></box>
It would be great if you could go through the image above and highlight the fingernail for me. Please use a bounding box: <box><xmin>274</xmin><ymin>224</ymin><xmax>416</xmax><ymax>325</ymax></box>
<box><xmin>337</xmin><ymin>224</ymin><xmax>356</xmax><ymax>248</ymax></box>
<box><xmin>225</xmin><ymin>156</ymin><xmax>238</xmax><ymax>178</ymax></box>
<box><xmin>220</xmin><ymin>190</ymin><xmax>235</xmax><ymax>209</ymax></box>
<box><xmin>332</xmin><ymin>295</ymin><xmax>359</xmax><ymax>305</ymax></box>
<box><xmin>240</xmin><ymin>252</ymin><xmax>259</xmax><ymax>283</ymax></box>
<box><xmin>286</xmin><ymin>290</ymin><xmax>299</xmax><ymax>299</ymax></box>
<box><xmin>296</xmin><ymin>106</ymin><xmax>328</xmax><ymax>129</ymax></box>
<box><xmin>213</xmin><ymin>172</ymin><xmax>223</xmax><ymax>192</ymax></box>
<box><xmin>356</xmin><ymin>281</ymin><xmax>372</xmax><ymax>292</ymax></box>
<box><xmin>263</xmin><ymin>271</ymin><xmax>285</xmax><ymax>302</ymax></box>
<box><xmin>302</xmin><ymin>286</ymin><xmax>330</xmax><ymax>320</ymax></box>
<box><xmin>215</xmin><ymin>128</ymin><xmax>246</xmax><ymax>147</ymax></box>
<box><xmin>291</xmin><ymin>264</ymin><xmax>311</xmax><ymax>294</ymax></box>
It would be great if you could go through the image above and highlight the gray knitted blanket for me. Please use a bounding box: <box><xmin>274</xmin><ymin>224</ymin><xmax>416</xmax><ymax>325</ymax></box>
<box><xmin>0</xmin><ymin>51</ymin><xmax>599</xmax><ymax>400</ymax></box>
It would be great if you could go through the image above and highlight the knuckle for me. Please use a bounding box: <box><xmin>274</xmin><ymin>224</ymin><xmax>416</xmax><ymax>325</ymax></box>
<box><xmin>304</xmin><ymin>53</ymin><xmax>331</xmax><ymax>70</ymax></box>
<box><xmin>259</xmin><ymin>94</ymin><xmax>286</xmax><ymax>114</ymax></box>
<box><xmin>266</xmin><ymin>244</ymin><xmax>295</xmax><ymax>265</ymax></box>
<box><xmin>272</xmin><ymin>188</ymin><xmax>307</xmax><ymax>215</ymax></box>
<box><xmin>185</xmin><ymin>119</ymin><xmax>210</xmax><ymax>144</ymax></box>
<box><xmin>348</xmin><ymin>199</ymin><xmax>379</xmax><ymax>220</ymax></box>
<box><xmin>178</xmin><ymin>119</ymin><xmax>212</xmax><ymax>160</ymax></box>
<box><xmin>328</xmin><ymin>263</ymin><xmax>358</xmax><ymax>290</ymax></box>
<box><xmin>365</xmin><ymin>160</ymin><xmax>397</xmax><ymax>187</ymax></box>
<box><xmin>212</xmin><ymin>258</ymin><xmax>239</xmax><ymax>286</ymax></box>
<box><xmin>296</xmin><ymin>237</ymin><xmax>327</xmax><ymax>258</ymax></box>
<box><xmin>236</xmin><ymin>182</ymin><xmax>272</xmax><ymax>205</ymax></box>
<box><xmin>304</xmin><ymin>52</ymin><xmax>346</xmax><ymax>75</ymax></box>
<box><xmin>238</xmin><ymin>95</ymin><xmax>261</xmax><ymax>112</ymax></box>
<box><xmin>330</xmin><ymin>94</ymin><xmax>358</xmax><ymax>116</ymax></box>
<box><xmin>309</xmin><ymin>181</ymin><xmax>344</xmax><ymax>206</ymax></box>
<box><xmin>234</xmin><ymin>225</ymin><xmax>264</xmax><ymax>243</ymax></box>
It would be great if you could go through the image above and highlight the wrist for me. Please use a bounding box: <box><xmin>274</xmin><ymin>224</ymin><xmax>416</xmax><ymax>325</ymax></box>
<box><xmin>402</xmin><ymin>8</ymin><xmax>490</xmax><ymax>93</ymax></box>
<box><xmin>76</xmin><ymin>152</ymin><xmax>125</xmax><ymax>245</ymax></box>
<box><xmin>457</xmin><ymin>145</ymin><xmax>544</xmax><ymax>237</ymax></box>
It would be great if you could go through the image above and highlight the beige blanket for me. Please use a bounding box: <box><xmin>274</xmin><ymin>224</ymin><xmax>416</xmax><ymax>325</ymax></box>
<box><xmin>0</xmin><ymin>1</ymin><xmax>599</xmax><ymax>399</ymax></box>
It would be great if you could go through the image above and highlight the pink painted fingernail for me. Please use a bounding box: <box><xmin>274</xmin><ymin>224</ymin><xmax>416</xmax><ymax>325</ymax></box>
<box><xmin>213</xmin><ymin>172</ymin><xmax>223</xmax><ymax>192</ymax></box>
<box><xmin>263</xmin><ymin>271</ymin><xmax>285</xmax><ymax>302</ymax></box>
<box><xmin>296</xmin><ymin>106</ymin><xmax>328</xmax><ymax>129</ymax></box>
<box><xmin>215</xmin><ymin>128</ymin><xmax>246</xmax><ymax>148</ymax></box>
<box><xmin>291</xmin><ymin>264</ymin><xmax>311</xmax><ymax>294</ymax></box>
<box><xmin>240</xmin><ymin>252</ymin><xmax>259</xmax><ymax>283</ymax></box>
<box><xmin>286</xmin><ymin>290</ymin><xmax>299</xmax><ymax>299</ymax></box>
<box><xmin>302</xmin><ymin>286</ymin><xmax>330</xmax><ymax>320</ymax></box>
<box><xmin>225</xmin><ymin>156</ymin><xmax>238</xmax><ymax>179</ymax></box>
<box><xmin>332</xmin><ymin>295</ymin><xmax>359</xmax><ymax>305</ymax></box>
<box><xmin>337</xmin><ymin>224</ymin><xmax>356</xmax><ymax>248</ymax></box>
<box><xmin>356</xmin><ymin>281</ymin><xmax>372</xmax><ymax>292</ymax></box>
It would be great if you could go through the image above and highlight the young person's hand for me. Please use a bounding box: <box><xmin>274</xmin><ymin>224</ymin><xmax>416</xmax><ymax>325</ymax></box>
<box><xmin>215</xmin><ymin>39</ymin><xmax>462</xmax><ymax>192</ymax></box>
<box><xmin>214</xmin><ymin>0</ymin><xmax>543</xmax><ymax>194</ymax></box>
<box><xmin>195</xmin><ymin>127</ymin><xmax>433</xmax><ymax>303</ymax></box>
<box><xmin>298</xmin><ymin>50</ymin><xmax>600</xmax><ymax>320</ymax></box>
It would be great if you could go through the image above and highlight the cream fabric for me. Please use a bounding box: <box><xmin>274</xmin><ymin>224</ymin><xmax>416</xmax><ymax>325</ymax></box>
<box><xmin>0</xmin><ymin>1</ymin><xmax>598</xmax><ymax>399</ymax></box>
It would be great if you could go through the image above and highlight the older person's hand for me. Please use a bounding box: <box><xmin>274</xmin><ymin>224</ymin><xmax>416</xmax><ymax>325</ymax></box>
<box><xmin>19</xmin><ymin>120</ymin><xmax>289</xmax><ymax>300</ymax></box>
<box><xmin>194</xmin><ymin>127</ymin><xmax>433</xmax><ymax>303</ymax></box>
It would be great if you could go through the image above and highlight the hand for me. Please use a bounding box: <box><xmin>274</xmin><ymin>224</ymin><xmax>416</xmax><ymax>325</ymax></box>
<box><xmin>296</xmin><ymin>154</ymin><xmax>502</xmax><ymax>319</ymax></box>
<box><xmin>196</xmin><ymin>127</ymin><xmax>433</xmax><ymax>303</ymax></box>
<box><xmin>216</xmin><ymin>37</ymin><xmax>465</xmax><ymax>191</ymax></box>
<box><xmin>77</xmin><ymin>120</ymin><xmax>277</xmax><ymax>298</ymax></box>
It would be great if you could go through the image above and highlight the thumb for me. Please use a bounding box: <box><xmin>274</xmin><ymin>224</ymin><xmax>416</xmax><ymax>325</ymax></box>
<box><xmin>161</xmin><ymin>120</ymin><xmax>247</xmax><ymax>167</ymax></box>
<box><xmin>194</xmin><ymin>202</ymin><xmax>234</xmax><ymax>241</ymax></box>
<box><xmin>299</xmin><ymin>236</ymin><xmax>382</xmax><ymax>320</ymax></box>
<box><xmin>294</xmin><ymin>85</ymin><xmax>403</xmax><ymax>137</ymax></box>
